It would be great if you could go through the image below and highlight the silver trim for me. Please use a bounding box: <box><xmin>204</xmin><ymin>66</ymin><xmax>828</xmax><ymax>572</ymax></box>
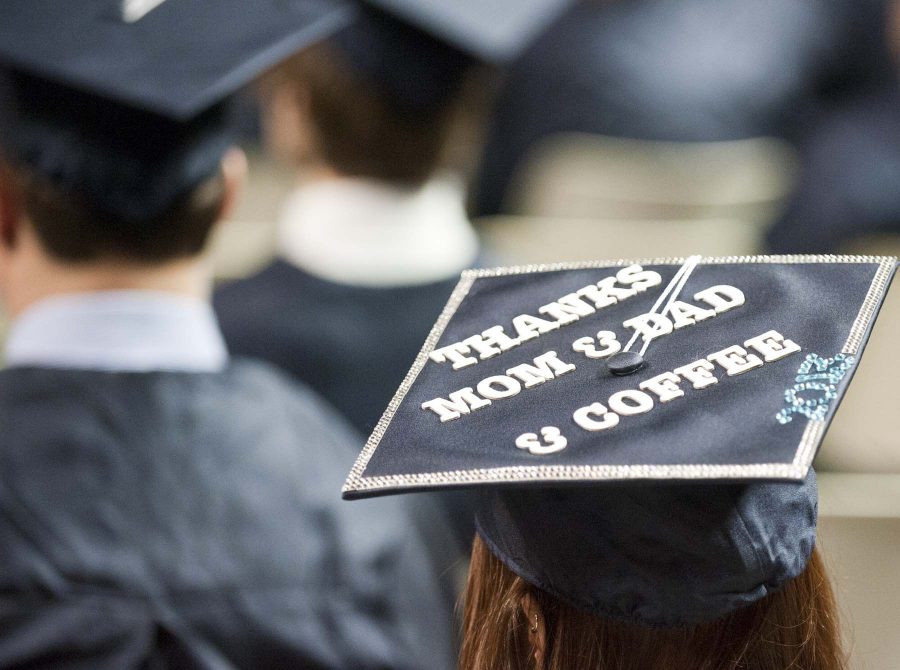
<box><xmin>843</xmin><ymin>258</ymin><xmax>896</xmax><ymax>354</ymax></box>
<box><xmin>344</xmin><ymin>273</ymin><xmax>476</xmax><ymax>488</ymax></box>
<box><xmin>343</xmin><ymin>255</ymin><xmax>897</xmax><ymax>496</ymax></box>
<box><xmin>463</xmin><ymin>254</ymin><xmax>891</xmax><ymax>279</ymax></box>
<box><xmin>794</xmin><ymin>420</ymin><xmax>827</xmax><ymax>470</ymax></box>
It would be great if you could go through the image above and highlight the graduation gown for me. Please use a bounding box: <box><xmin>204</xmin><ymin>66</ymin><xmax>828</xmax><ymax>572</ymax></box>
<box><xmin>215</xmin><ymin>262</ymin><xmax>477</xmax><ymax>552</ymax></box>
<box><xmin>471</xmin><ymin>0</ymin><xmax>892</xmax><ymax>216</ymax></box>
<box><xmin>215</xmin><ymin>261</ymin><xmax>459</xmax><ymax>436</ymax></box>
<box><xmin>0</xmin><ymin>361</ymin><xmax>456</xmax><ymax>669</ymax></box>
<box><xmin>767</xmin><ymin>86</ymin><xmax>900</xmax><ymax>253</ymax></box>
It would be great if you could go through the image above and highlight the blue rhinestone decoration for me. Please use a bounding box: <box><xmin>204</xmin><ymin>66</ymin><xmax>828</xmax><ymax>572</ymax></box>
<box><xmin>776</xmin><ymin>353</ymin><xmax>855</xmax><ymax>424</ymax></box>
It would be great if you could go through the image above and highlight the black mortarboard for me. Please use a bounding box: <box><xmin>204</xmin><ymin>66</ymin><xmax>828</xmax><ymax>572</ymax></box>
<box><xmin>358</xmin><ymin>0</ymin><xmax>574</xmax><ymax>63</ymax></box>
<box><xmin>0</xmin><ymin>0</ymin><xmax>352</xmax><ymax>220</ymax></box>
<box><xmin>331</xmin><ymin>0</ymin><xmax>574</xmax><ymax>113</ymax></box>
<box><xmin>344</xmin><ymin>255</ymin><xmax>897</xmax><ymax>626</ymax></box>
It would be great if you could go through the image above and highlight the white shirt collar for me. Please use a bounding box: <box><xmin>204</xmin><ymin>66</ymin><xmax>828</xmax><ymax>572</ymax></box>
<box><xmin>4</xmin><ymin>291</ymin><xmax>228</xmax><ymax>373</ymax></box>
<box><xmin>277</xmin><ymin>175</ymin><xmax>479</xmax><ymax>287</ymax></box>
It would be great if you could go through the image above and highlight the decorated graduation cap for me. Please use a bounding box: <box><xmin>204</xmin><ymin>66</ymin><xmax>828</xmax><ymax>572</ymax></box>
<box><xmin>344</xmin><ymin>255</ymin><xmax>898</xmax><ymax>626</ymax></box>
<box><xmin>0</xmin><ymin>0</ymin><xmax>352</xmax><ymax>220</ymax></box>
<box><xmin>331</xmin><ymin>0</ymin><xmax>574</xmax><ymax>112</ymax></box>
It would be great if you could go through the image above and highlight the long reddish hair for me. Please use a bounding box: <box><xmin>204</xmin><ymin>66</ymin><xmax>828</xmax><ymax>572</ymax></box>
<box><xmin>460</xmin><ymin>535</ymin><xmax>845</xmax><ymax>670</ymax></box>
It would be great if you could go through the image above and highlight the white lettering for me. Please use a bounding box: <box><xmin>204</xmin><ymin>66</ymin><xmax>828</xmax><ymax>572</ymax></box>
<box><xmin>622</xmin><ymin>312</ymin><xmax>673</xmax><ymax>344</ymax></box>
<box><xmin>515</xmin><ymin>426</ymin><xmax>568</xmax><ymax>455</ymax></box>
<box><xmin>573</xmin><ymin>403</ymin><xmax>620</xmax><ymax>431</ymax></box>
<box><xmin>665</xmin><ymin>300</ymin><xmax>716</xmax><ymax>329</ymax></box>
<box><xmin>538</xmin><ymin>293</ymin><xmax>596</xmax><ymax>325</ymax></box>
<box><xmin>577</xmin><ymin>276</ymin><xmax>637</xmax><ymax>309</ymax></box>
<box><xmin>421</xmin><ymin>387</ymin><xmax>491</xmax><ymax>422</ymax></box>
<box><xmin>506</xmin><ymin>351</ymin><xmax>577</xmax><ymax>388</ymax></box>
<box><xmin>616</xmin><ymin>264</ymin><xmax>663</xmax><ymax>292</ymax></box>
<box><xmin>744</xmin><ymin>330</ymin><xmax>801</xmax><ymax>362</ymax></box>
<box><xmin>572</xmin><ymin>331</ymin><xmax>621</xmax><ymax>359</ymax></box>
<box><xmin>477</xmin><ymin>375</ymin><xmax>522</xmax><ymax>400</ymax></box>
<box><xmin>672</xmin><ymin>359</ymin><xmax>719</xmax><ymax>389</ymax></box>
<box><xmin>694</xmin><ymin>285</ymin><xmax>745</xmax><ymax>313</ymax></box>
<box><xmin>639</xmin><ymin>371</ymin><xmax>685</xmax><ymax>402</ymax></box>
<box><xmin>570</xmin><ymin>331</ymin><xmax>801</xmax><ymax>435</ymax></box>
<box><xmin>429</xmin><ymin>342</ymin><xmax>478</xmax><ymax>369</ymax></box>
<box><xmin>512</xmin><ymin>314</ymin><xmax>561</xmax><ymax>342</ymax></box>
<box><xmin>707</xmin><ymin>345</ymin><xmax>764</xmax><ymax>376</ymax></box>
<box><xmin>429</xmin><ymin>266</ymin><xmax>660</xmax><ymax>369</ymax></box>
<box><xmin>463</xmin><ymin>325</ymin><xmax>521</xmax><ymax>359</ymax></box>
<box><xmin>608</xmin><ymin>390</ymin><xmax>655</xmax><ymax>416</ymax></box>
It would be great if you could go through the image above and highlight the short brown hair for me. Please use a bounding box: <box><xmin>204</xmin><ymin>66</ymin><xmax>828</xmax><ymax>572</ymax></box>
<box><xmin>461</xmin><ymin>535</ymin><xmax>846</xmax><ymax>670</ymax></box>
<box><xmin>270</xmin><ymin>42</ymin><xmax>461</xmax><ymax>186</ymax></box>
<box><xmin>16</xmin><ymin>166</ymin><xmax>225</xmax><ymax>264</ymax></box>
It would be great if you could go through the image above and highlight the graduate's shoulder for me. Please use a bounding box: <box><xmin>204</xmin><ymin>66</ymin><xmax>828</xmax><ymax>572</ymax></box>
<box><xmin>0</xmin><ymin>361</ymin><xmax>361</xmax><ymax>450</ymax></box>
<box><xmin>222</xmin><ymin>356</ymin><xmax>365</xmax><ymax>446</ymax></box>
<box><xmin>214</xmin><ymin>260</ymin><xmax>315</xmax><ymax>314</ymax></box>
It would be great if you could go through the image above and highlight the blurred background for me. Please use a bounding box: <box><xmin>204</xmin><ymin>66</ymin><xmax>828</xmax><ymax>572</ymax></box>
<box><xmin>5</xmin><ymin>0</ymin><xmax>900</xmax><ymax>666</ymax></box>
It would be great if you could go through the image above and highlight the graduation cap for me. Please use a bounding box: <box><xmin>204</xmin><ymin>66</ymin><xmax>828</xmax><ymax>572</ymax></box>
<box><xmin>0</xmin><ymin>0</ymin><xmax>353</xmax><ymax>220</ymax></box>
<box><xmin>344</xmin><ymin>255</ymin><xmax>898</xmax><ymax>626</ymax></box>
<box><xmin>330</xmin><ymin>0</ymin><xmax>574</xmax><ymax>113</ymax></box>
<box><xmin>356</xmin><ymin>0</ymin><xmax>574</xmax><ymax>63</ymax></box>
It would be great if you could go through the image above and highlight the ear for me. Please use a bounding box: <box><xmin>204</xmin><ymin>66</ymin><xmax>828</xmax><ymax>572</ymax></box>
<box><xmin>0</xmin><ymin>162</ymin><xmax>23</xmax><ymax>252</ymax></box>
<box><xmin>216</xmin><ymin>147</ymin><xmax>248</xmax><ymax>223</ymax></box>
<box><xmin>521</xmin><ymin>591</ymin><xmax>547</xmax><ymax>668</ymax></box>
<box><xmin>260</xmin><ymin>79</ymin><xmax>316</xmax><ymax>165</ymax></box>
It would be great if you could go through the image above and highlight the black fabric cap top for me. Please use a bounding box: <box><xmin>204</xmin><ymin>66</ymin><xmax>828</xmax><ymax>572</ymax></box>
<box><xmin>0</xmin><ymin>0</ymin><xmax>352</xmax><ymax>220</ymax></box>
<box><xmin>0</xmin><ymin>70</ymin><xmax>234</xmax><ymax>222</ymax></box>
<box><xmin>331</xmin><ymin>7</ymin><xmax>473</xmax><ymax>114</ymax></box>
<box><xmin>0</xmin><ymin>0</ymin><xmax>353</xmax><ymax>120</ymax></box>
<box><xmin>358</xmin><ymin>0</ymin><xmax>575</xmax><ymax>63</ymax></box>
<box><xmin>343</xmin><ymin>255</ymin><xmax>897</xmax><ymax>626</ymax></box>
<box><xmin>330</xmin><ymin>0</ymin><xmax>576</xmax><ymax>114</ymax></box>
<box><xmin>475</xmin><ymin>471</ymin><xmax>818</xmax><ymax>627</ymax></box>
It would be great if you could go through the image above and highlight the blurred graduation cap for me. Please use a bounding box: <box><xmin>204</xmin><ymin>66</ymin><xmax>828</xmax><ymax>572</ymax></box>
<box><xmin>331</xmin><ymin>0</ymin><xmax>575</xmax><ymax>112</ymax></box>
<box><xmin>0</xmin><ymin>0</ymin><xmax>353</xmax><ymax>220</ymax></box>
<box><xmin>357</xmin><ymin>0</ymin><xmax>574</xmax><ymax>63</ymax></box>
<box><xmin>344</xmin><ymin>255</ymin><xmax>898</xmax><ymax>626</ymax></box>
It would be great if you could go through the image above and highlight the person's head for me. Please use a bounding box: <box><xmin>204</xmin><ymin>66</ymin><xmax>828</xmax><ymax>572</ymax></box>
<box><xmin>0</xmin><ymin>69</ymin><xmax>246</xmax><ymax>310</ymax></box>
<box><xmin>336</xmin><ymin>254</ymin><xmax>887</xmax><ymax>670</ymax></box>
<box><xmin>0</xmin><ymin>68</ymin><xmax>246</xmax><ymax>262</ymax></box>
<box><xmin>0</xmin><ymin>0</ymin><xmax>359</xmax><ymax>310</ymax></box>
<box><xmin>458</xmin><ymin>473</ymin><xmax>844</xmax><ymax>670</ymax></box>
<box><xmin>461</xmin><ymin>535</ymin><xmax>844</xmax><ymax>670</ymax></box>
<box><xmin>0</xmin><ymin>154</ymin><xmax>244</xmax><ymax>269</ymax></box>
<box><xmin>261</xmin><ymin>8</ymin><xmax>477</xmax><ymax>187</ymax></box>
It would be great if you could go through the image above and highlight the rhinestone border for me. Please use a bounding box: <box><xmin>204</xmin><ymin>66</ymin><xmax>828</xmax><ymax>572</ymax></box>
<box><xmin>343</xmin><ymin>255</ymin><xmax>897</xmax><ymax>496</ymax></box>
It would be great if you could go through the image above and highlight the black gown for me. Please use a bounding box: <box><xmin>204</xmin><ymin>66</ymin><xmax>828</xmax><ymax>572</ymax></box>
<box><xmin>214</xmin><ymin>260</ymin><xmax>461</xmax><ymax>436</ymax></box>
<box><xmin>214</xmin><ymin>261</ymin><xmax>476</xmax><ymax>551</ymax></box>
<box><xmin>767</xmin><ymin>86</ymin><xmax>900</xmax><ymax>252</ymax></box>
<box><xmin>0</xmin><ymin>361</ymin><xmax>455</xmax><ymax>669</ymax></box>
<box><xmin>471</xmin><ymin>0</ymin><xmax>891</xmax><ymax>217</ymax></box>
